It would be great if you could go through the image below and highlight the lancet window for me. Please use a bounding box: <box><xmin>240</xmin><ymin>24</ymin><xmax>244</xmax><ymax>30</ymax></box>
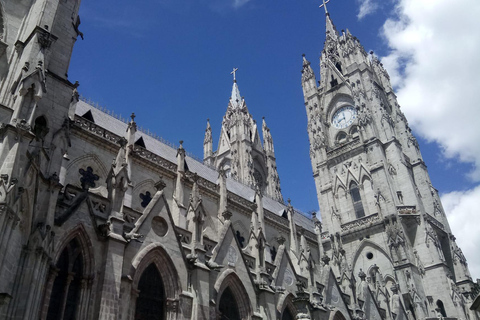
<box><xmin>282</xmin><ymin>308</ymin><xmax>294</xmax><ymax>320</ymax></box>
<box><xmin>46</xmin><ymin>239</ymin><xmax>83</xmax><ymax>320</ymax></box>
<box><xmin>218</xmin><ymin>287</ymin><xmax>241</xmax><ymax>320</ymax></box>
<box><xmin>134</xmin><ymin>263</ymin><xmax>166</xmax><ymax>320</ymax></box>
<box><xmin>350</xmin><ymin>181</ymin><xmax>365</xmax><ymax>218</ymax></box>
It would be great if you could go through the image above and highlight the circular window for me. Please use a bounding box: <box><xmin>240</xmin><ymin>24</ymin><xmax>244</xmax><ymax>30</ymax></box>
<box><xmin>151</xmin><ymin>216</ymin><xmax>168</xmax><ymax>237</ymax></box>
<box><xmin>366</xmin><ymin>252</ymin><xmax>374</xmax><ymax>260</ymax></box>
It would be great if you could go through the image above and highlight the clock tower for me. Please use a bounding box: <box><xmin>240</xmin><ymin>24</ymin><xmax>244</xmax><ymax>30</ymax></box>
<box><xmin>302</xmin><ymin>9</ymin><xmax>478</xmax><ymax>319</ymax></box>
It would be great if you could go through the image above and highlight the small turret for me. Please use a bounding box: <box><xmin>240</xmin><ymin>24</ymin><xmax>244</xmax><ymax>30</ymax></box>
<box><xmin>301</xmin><ymin>54</ymin><xmax>317</xmax><ymax>98</ymax></box>
<box><xmin>287</xmin><ymin>199</ymin><xmax>298</xmax><ymax>256</ymax></box>
<box><xmin>262</xmin><ymin>117</ymin><xmax>283</xmax><ymax>202</ymax></box>
<box><xmin>172</xmin><ymin>140</ymin><xmax>187</xmax><ymax>227</ymax></box>
<box><xmin>203</xmin><ymin>119</ymin><xmax>213</xmax><ymax>165</ymax></box>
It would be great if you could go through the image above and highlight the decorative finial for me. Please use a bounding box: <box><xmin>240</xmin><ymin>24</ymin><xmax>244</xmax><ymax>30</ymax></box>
<box><xmin>319</xmin><ymin>0</ymin><xmax>331</xmax><ymax>14</ymax></box>
<box><xmin>358</xmin><ymin>269</ymin><xmax>366</xmax><ymax>280</ymax></box>
<box><xmin>130</xmin><ymin>113</ymin><xmax>136</xmax><ymax>121</ymax></box>
<box><xmin>231</xmin><ymin>67</ymin><xmax>238</xmax><ymax>82</ymax></box>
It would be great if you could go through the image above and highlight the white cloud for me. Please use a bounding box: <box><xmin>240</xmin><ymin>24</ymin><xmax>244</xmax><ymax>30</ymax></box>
<box><xmin>441</xmin><ymin>186</ymin><xmax>480</xmax><ymax>280</ymax></box>
<box><xmin>381</xmin><ymin>0</ymin><xmax>480</xmax><ymax>281</ymax></box>
<box><xmin>357</xmin><ymin>0</ymin><xmax>379</xmax><ymax>20</ymax></box>
<box><xmin>381</xmin><ymin>0</ymin><xmax>480</xmax><ymax>180</ymax></box>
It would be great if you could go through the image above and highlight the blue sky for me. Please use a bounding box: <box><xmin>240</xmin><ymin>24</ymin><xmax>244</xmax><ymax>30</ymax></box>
<box><xmin>70</xmin><ymin>0</ymin><xmax>480</xmax><ymax>277</ymax></box>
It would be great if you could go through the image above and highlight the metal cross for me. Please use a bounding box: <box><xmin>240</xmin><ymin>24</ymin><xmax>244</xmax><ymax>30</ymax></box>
<box><xmin>319</xmin><ymin>0</ymin><xmax>330</xmax><ymax>14</ymax></box>
<box><xmin>231</xmin><ymin>67</ymin><xmax>239</xmax><ymax>82</ymax></box>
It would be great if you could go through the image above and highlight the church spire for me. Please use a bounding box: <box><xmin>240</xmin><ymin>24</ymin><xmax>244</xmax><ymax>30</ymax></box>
<box><xmin>325</xmin><ymin>11</ymin><xmax>339</xmax><ymax>40</ymax></box>
<box><xmin>208</xmin><ymin>69</ymin><xmax>283</xmax><ymax>200</ymax></box>
<box><xmin>230</xmin><ymin>81</ymin><xmax>242</xmax><ymax>108</ymax></box>
<box><xmin>229</xmin><ymin>67</ymin><xmax>243</xmax><ymax>109</ymax></box>
<box><xmin>320</xmin><ymin>0</ymin><xmax>338</xmax><ymax>39</ymax></box>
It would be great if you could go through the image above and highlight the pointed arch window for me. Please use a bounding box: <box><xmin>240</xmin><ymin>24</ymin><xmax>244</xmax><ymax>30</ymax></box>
<box><xmin>282</xmin><ymin>307</ymin><xmax>294</xmax><ymax>320</ymax></box>
<box><xmin>436</xmin><ymin>300</ymin><xmax>447</xmax><ymax>317</ymax></box>
<box><xmin>46</xmin><ymin>238</ymin><xmax>83</xmax><ymax>320</ymax></box>
<box><xmin>219</xmin><ymin>287</ymin><xmax>241</xmax><ymax>320</ymax></box>
<box><xmin>135</xmin><ymin>263</ymin><xmax>165</xmax><ymax>320</ymax></box>
<box><xmin>349</xmin><ymin>181</ymin><xmax>365</xmax><ymax>219</ymax></box>
<box><xmin>34</xmin><ymin>115</ymin><xmax>49</xmax><ymax>141</ymax></box>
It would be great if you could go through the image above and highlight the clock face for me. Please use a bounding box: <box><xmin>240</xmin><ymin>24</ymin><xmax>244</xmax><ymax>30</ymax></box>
<box><xmin>332</xmin><ymin>106</ymin><xmax>357</xmax><ymax>129</ymax></box>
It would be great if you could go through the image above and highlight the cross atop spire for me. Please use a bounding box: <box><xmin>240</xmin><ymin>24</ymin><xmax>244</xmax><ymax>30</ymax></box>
<box><xmin>319</xmin><ymin>0</ymin><xmax>331</xmax><ymax>14</ymax></box>
<box><xmin>231</xmin><ymin>67</ymin><xmax>239</xmax><ymax>83</ymax></box>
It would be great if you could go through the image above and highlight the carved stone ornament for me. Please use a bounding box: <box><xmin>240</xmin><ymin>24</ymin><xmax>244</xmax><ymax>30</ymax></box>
<box><xmin>283</xmin><ymin>268</ymin><xmax>294</xmax><ymax>286</ymax></box>
<box><xmin>226</xmin><ymin>246</ymin><xmax>238</xmax><ymax>265</ymax></box>
<box><xmin>326</xmin><ymin>40</ymin><xmax>340</xmax><ymax>63</ymax></box>
<box><xmin>37</xmin><ymin>28</ymin><xmax>54</xmax><ymax>49</ymax></box>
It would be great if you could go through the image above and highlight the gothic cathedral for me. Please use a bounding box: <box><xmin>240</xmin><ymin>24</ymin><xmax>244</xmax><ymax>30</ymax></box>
<box><xmin>0</xmin><ymin>0</ymin><xmax>478</xmax><ymax>320</ymax></box>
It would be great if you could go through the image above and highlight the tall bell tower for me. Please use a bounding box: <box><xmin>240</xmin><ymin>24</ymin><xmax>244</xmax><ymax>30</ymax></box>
<box><xmin>0</xmin><ymin>1</ymin><xmax>82</xmax><ymax>318</ymax></box>
<box><xmin>302</xmin><ymin>5</ymin><xmax>478</xmax><ymax>319</ymax></box>
<box><xmin>204</xmin><ymin>70</ymin><xmax>283</xmax><ymax>202</ymax></box>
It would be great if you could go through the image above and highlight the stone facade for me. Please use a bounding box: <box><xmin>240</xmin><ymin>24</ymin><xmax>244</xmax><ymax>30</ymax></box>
<box><xmin>0</xmin><ymin>1</ymin><xmax>478</xmax><ymax>320</ymax></box>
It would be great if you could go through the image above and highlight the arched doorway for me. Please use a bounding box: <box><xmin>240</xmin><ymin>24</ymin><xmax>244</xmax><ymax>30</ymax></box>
<box><xmin>131</xmin><ymin>244</ymin><xmax>182</xmax><ymax>320</ymax></box>
<box><xmin>46</xmin><ymin>238</ymin><xmax>83</xmax><ymax>320</ymax></box>
<box><xmin>278</xmin><ymin>294</ymin><xmax>297</xmax><ymax>320</ymax></box>
<box><xmin>218</xmin><ymin>287</ymin><xmax>240</xmax><ymax>320</ymax></box>
<box><xmin>281</xmin><ymin>307</ymin><xmax>294</xmax><ymax>320</ymax></box>
<box><xmin>331</xmin><ymin>310</ymin><xmax>348</xmax><ymax>320</ymax></box>
<box><xmin>215</xmin><ymin>270</ymin><xmax>253</xmax><ymax>320</ymax></box>
<box><xmin>134</xmin><ymin>263</ymin><xmax>165</xmax><ymax>320</ymax></box>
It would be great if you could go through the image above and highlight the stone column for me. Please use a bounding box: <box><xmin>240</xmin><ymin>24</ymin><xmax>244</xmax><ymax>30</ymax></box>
<box><xmin>39</xmin><ymin>267</ymin><xmax>59</xmax><ymax>320</ymax></box>
<box><xmin>57</xmin><ymin>272</ymin><xmax>75</xmax><ymax>319</ymax></box>
<box><xmin>95</xmin><ymin>232</ymin><xmax>127</xmax><ymax>319</ymax></box>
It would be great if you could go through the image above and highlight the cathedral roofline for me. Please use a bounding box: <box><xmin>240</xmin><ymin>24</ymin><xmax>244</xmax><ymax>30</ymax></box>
<box><xmin>73</xmin><ymin>98</ymin><xmax>312</xmax><ymax>231</ymax></box>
